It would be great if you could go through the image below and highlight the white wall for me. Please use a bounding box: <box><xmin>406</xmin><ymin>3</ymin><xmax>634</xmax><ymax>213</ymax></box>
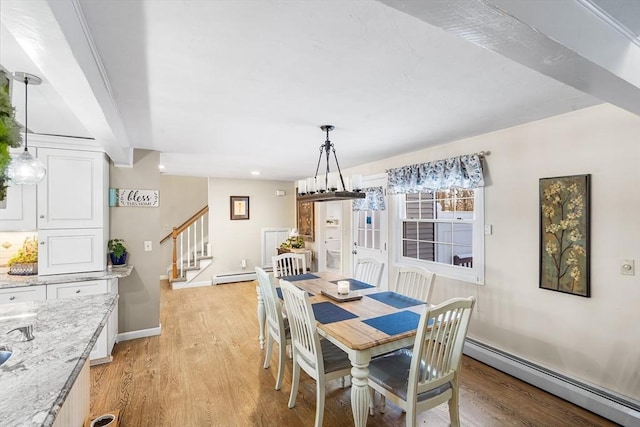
<box><xmin>343</xmin><ymin>103</ymin><xmax>640</xmax><ymax>401</ymax></box>
<box><xmin>207</xmin><ymin>178</ymin><xmax>296</xmax><ymax>276</ymax></box>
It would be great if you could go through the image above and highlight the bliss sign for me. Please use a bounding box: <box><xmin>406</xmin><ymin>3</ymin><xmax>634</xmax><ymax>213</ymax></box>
<box><xmin>110</xmin><ymin>189</ymin><xmax>159</xmax><ymax>207</ymax></box>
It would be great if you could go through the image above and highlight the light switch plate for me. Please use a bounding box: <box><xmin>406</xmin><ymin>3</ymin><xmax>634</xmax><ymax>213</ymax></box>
<box><xmin>484</xmin><ymin>224</ymin><xmax>492</xmax><ymax>235</ymax></box>
<box><xmin>621</xmin><ymin>259</ymin><xmax>635</xmax><ymax>276</ymax></box>
<box><xmin>144</xmin><ymin>241</ymin><xmax>152</xmax><ymax>252</ymax></box>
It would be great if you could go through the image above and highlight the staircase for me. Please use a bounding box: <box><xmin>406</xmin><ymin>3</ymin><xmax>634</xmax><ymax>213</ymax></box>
<box><xmin>160</xmin><ymin>206</ymin><xmax>212</xmax><ymax>289</ymax></box>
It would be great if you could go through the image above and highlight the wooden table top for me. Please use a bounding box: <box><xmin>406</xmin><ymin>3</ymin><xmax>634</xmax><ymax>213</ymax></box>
<box><xmin>279</xmin><ymin>271</ymin><xmax>426</xmax><ymax>351</ymax></box>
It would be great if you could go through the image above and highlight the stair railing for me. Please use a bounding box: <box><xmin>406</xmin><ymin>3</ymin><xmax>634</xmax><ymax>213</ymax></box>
<box><xmin>160</xmin><ymin>205</ymin><xmax>209</xmax><ymax>280</ymax></box>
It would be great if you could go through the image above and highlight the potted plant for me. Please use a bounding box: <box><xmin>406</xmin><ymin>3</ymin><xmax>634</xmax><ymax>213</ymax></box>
<box><xmin>108</xmin><ymin>239</ymin><xmax>128</xmax><ymax>266</ymax></box>
<box><xmin>0</xmin><ymin>68</ymin><xmax>24</xmax><ymax>202</ymax></box>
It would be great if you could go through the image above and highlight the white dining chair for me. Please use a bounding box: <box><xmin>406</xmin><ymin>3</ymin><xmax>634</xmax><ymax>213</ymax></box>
<box><xmin>256</xmin><ymin>267</ymin><xmax>290</xmax><ymax>390</ymax></box>
<box><xmin>353</xmin><ymin>258</ymin><xmax>384</xmax><ymax>287</ymax></box>
<box><xmin>272</xmin><ymin>253</ymin><xmax>307</xmax><ymax>278</ymax></box>
<box><xmin>280</xmin><ymin>279</ymin><xmax>352</xmax><ymax>427</ymax></box>
<box><xmin>391</xmin><ymin>265</ymin><xmax>436</xmax><ymax>302</ymax></box>
<box><xmin>367</xmin><ymin>296</ymin><xmax>476</xmax><ymax>426</ymax></box>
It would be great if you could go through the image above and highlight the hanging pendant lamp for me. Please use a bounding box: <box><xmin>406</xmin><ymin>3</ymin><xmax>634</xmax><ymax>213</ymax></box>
<box><xmin>6</xmin><ymin>72</ymin><xmax>46</xmax><ymax>185</ymax></box>
<box><xmin>297</xmin><ymin>125</ymin><xmax>365</xmax><ymax>203</ymax></box>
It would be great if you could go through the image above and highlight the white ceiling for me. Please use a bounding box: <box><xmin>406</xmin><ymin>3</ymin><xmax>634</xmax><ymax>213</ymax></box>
<box><xmin>1</xmin><ymin>0</ymin><xmax>638</xmax><ymax>181</ymax></box>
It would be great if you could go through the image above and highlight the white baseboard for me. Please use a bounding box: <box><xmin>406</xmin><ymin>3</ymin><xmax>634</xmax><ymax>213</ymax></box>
<box><xmin>212</xmin><ymin>271</ymin><xmax>256</xmax><ymax>285</ymax></box>
<box><xmin>464</xmin><ymin>338</ymin><xmax>640</xmax><ymax>427</ymax></box>
<box><xmin>116</xmin><ymin>324</ymin><xmax>162</xmax><ymax>343</ymax></box>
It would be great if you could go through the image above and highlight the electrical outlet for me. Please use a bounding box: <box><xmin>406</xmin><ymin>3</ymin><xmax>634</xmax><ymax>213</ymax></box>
<box><xmin>144</xmin><ymin>241</ymin><xmax>152</xmax><ymax>252</ymax></box>
<box><xmin>241</xmin><ymin>259</ymin><xmax>247</xmax><ymax>268</ymax></box>
<box><xmin>621</xmin><ymin>259</ymin><xmax>635</xmax><ymax>276</ymax></box>
<box><xmin>484</xmin><ymin>224</ymin><xmax>492</xmax><ymax>235</ymax></box>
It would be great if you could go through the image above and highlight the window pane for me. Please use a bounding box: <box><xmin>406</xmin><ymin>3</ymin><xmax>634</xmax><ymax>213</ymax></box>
<box><xmin>406</xmin><ymin>202</ymin><xmax>420</xmax><ymax>219</ymax></box>
<box><xmin>453</xmin><ymin>246</ymin><xmax>473</xmax><ymax>268</ymax></box>
<box><xmin>420</xmin><ymin>200</ymin><xmax>435</xmax><ymax>219</ymax></box>
<box><xmin>418</xmin><ymin>222</ymin><xmax>435</xmax><ymax>242</ymax></box>
<box><xmin>434</xmin><ymin>222</ymin><xmax>452</xmax><ymax>244</ymax></box>
<box><xmin>418</xmin><ymin>241</ymin><xmax>435</xmax><ymax>261</ymax></box>
<box><xmin>372</xmin><ymin>210</ymin><xmax>380</xmax><ymax>229</ymax></box>
<box><xmin>452</xmin><ymin>223</ymin><xmax>473</xmax><ymax>246</ymax></box>
<box><xmin>366</xmin><ymin>229</ymin><xmax>373</xmax><ymax>248</ymax></box>
<box><xmin>434</xmin><ymin>242</ymin><xmax>453</xmax><ymax>264</ymax></box>
<box><xmin>373</xmin><ymin>230</ymin><xmax>380</xmax><ymax>249</ymax></box>
<box><xmin>403</xmin><ymin>222</ymin><xmax>417</xmax><ymax>240</ymax></box>
<box><xmin>357</xmin><ymin>212</ymin><xmax>366</xmax><ymax>228</ymax></box>
<box><xmin>358</xmin><ymin>229</ymin><xmax>365</xmax><ymax>245</ymax></box>
<box><xmin>406</xmin><ymin>193</ymin><xmax>420</xmax><ymax>201</ymax></box>
<box><xmin>403</xmin><ymin>240</ymin><xmax>418</xmax><ymax>258</ymax></box>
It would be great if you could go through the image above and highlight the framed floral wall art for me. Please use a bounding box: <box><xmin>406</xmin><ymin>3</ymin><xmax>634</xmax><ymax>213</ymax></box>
<box><xmin>539</xmin><ymin>174</ymin><xmax>590</xmax><ymax>297</ymax></box>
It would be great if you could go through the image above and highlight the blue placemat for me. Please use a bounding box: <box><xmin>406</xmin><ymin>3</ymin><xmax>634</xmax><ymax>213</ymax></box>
<box><xmin>330</xmin><ymin>278</ymin><xmax>375</xmax><ymax>291</ymax></box>
<box><xmin>281</xmin><ymin>273</ymin><xmax>319</xmax><ymax>282</ymax></box>
<box><xmin>366</xmin><ymin>291</ymin><xmax>424</xmax><ymax>309</ymax></box>
<box><xmin>363</xmin><ymin>310</ymin><xmax>421</xmax><ymax>336</ymax></box>
<box><xmin>312</xmin><ymin>301</ymin><xmax>358</xmax><ymax>324</ymax></box>
<box><xmin>276</xmin><ymin>287</ymin><xmax>314</xmax><ymax>300</ymax></box>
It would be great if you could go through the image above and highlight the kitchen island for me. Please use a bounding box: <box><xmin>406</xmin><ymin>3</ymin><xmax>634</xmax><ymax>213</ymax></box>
<box><xmin>0</xmin><ymin>265</ymin><xmax>133</xmax><ymax>289</ymax></box>
<box><xmin>0</xmin><ymin>293</ymin><xmax>118</xmax><ymax>426</ymax></box>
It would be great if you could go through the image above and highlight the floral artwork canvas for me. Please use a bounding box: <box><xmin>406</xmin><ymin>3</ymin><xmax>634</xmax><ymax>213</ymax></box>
<box><xmin>539</xmin><ymin>174</ymin><xmax>590</xmax><ymax>297</ymax></box>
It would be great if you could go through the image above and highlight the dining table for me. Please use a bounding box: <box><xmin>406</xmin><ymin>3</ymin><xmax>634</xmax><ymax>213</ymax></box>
<box><xmin>256</xmin><ymin>270</ymin><xmax>427</xmax><ymax>427</ymax></box>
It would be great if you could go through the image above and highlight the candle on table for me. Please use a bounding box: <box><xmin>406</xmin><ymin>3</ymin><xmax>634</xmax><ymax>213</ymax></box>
<box><xmin>337</xmin><ymin>280</ymin><xmax>350</xmax><ymax>295</ymax></box>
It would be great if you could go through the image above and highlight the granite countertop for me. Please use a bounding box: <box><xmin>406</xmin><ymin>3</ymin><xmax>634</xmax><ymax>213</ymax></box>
<box><xmin>0</xmin><ymin>265</ymin><xmax>133</xmax><ymax>289</ymax></box>
<box><xmin>0</xmin><ymin>294</ymin><xmax>118</xmax><ymax>426</ymax></box>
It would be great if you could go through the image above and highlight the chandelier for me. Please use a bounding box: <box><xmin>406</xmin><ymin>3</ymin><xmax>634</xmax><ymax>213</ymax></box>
<box><xmin>296</xmin><ymin>125</ymin><xmax>365</xmax><ymax>203</ymax></box>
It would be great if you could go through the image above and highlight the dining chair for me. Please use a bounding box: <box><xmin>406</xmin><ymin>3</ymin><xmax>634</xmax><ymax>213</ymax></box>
<box><xmin>256</xmin><ymin>267</ymin><xmax>290</xmax><ymax>390</ymax></box>
<box><xmin>272</xmin><ymin>253</ymin><xmax>307</xmax><ymax>278</ymax></box>
<box><xmin>367</xmin><ymin>296</ymin><xmax>476</xmax><ymax>426</ymax></box>
<box><xmin>280</xmin><ymin>279</ymin><xmax>352</xmax><ymax>427</ymax></box>
<box><xmin>391</xmin><ymin>265</ymin><xmax>436</xmax><ymax>302</ymax></box>
<box><xmin>353</xmin><ymin>258</ymin><xmax>384</xmax><ymax>287</ymax></box>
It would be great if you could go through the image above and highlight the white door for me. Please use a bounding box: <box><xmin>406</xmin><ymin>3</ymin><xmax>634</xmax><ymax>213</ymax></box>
<box><xmin>352</xmin><ymin>174</ymin><xmax>388</xmax><ymax>288</ymax></box>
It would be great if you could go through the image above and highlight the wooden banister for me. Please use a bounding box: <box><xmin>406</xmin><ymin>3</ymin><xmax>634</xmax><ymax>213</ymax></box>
<box><xmin>160</xmin><ymin>206</ymin><xmax>209</xmax><ymax>244</ymax></box>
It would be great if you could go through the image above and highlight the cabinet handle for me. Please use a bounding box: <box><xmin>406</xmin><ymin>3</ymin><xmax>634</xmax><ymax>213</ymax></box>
<box><xmin>40</xmin><ymin>241</ymin><xmax>45</xmax><ymax>245</ymax></box>
<box><xmin>75</xmin><ymin>290</ymin><xmax>81</xmax><ymax>294</ymax></box>
<box><xmin>9</xmin><ymin>296</ymin><xmax>15</xmax><ymax>300</ymax></box>
<box><xmin>39</xmin><ymin>215</ymin><xmax>45</xmax><ymax>219</ymax></box>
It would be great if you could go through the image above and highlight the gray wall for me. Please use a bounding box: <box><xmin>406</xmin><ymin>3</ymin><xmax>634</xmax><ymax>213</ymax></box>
<box><xmin>110</xmin><ymin>149</ymin><xmax>161</xmax><ymax>333</ymax></box>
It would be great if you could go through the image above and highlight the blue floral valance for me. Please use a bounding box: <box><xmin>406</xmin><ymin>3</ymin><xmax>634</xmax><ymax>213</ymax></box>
<box><xmin>387</xmin><ymin>154</ymin><xmax>484</xmax><ymax>194</ymax></box>
<box><xmin>352</xmin><ymin>186</ymin><xmax>386</xmax><ymax>211</ymax></box>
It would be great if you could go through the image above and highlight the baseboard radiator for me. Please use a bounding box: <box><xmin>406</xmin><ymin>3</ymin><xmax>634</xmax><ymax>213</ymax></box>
<box><xmin>212</xmin><ymin>271</ymin><xmax>257</xmax><ymax>285</ymax></box>
<box><xmin>464</xmin><ymin>338</ymin><xmax>640</xmax><ymax>427</ymax></box>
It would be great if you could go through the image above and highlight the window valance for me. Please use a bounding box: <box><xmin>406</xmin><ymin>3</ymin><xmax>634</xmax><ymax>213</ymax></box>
<box><xmin>387</xmin><ymin>154</ymin><xmax>484</xmax><ymax>194</ymax></box>
<box><xmin>352</xmin><ymin>186</ymin><xmax>386</xmax><ymax>211</ymax></box>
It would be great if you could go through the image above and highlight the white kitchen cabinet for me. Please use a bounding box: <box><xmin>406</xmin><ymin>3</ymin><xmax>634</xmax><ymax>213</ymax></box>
<box><xmin>46</xmin><ymin>278</ymin><xmax>118</xmax><ymax>364</ymax></box>
<box><xmin>36</xmin><ymin>148</ymin><xmax>107</xmax><ymax>230</ymax></box>
<box><xmin>38</xmin><ymin>228</ymin><xmax>105</xmax><ymax>275</ymax></box>
<box><xmin>0</xmin><ymin>149</ymin><xmax>37</xmax><ymax>231</ymax></box>
<box><xmin>0</xmin><ymin>285</ymin><xmax>46</xmax><ymax>304</ymax></box>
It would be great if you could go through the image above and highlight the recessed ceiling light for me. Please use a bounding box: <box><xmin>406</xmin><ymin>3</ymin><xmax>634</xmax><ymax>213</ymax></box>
<box><xmin>251</xmin><ymin>171</ymin><xmax>260</xmax><ymax>176</ymax></box>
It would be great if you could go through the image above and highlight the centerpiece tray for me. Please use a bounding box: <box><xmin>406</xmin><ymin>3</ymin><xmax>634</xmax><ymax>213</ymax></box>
<box><xmin>320</xmin><ymin>289</ymin><xmax>363</xmax><ymax>303</ymax></box>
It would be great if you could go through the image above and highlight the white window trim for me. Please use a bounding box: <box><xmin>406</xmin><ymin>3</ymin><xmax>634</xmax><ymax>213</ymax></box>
<box><xmin>393</xmin><ymin>189</ymin><xmax>485</xmax><ymax>285</ymax></box>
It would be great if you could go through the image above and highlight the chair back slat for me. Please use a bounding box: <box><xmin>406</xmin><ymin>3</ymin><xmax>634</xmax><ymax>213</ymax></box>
<box><xmin>272</xmin><ymin>253</ymin><xmax>307</xmax><ymax>278</ymax></box>
<box><xmin>280</xmin><ymin>279</ymin><xmax>324</xmax><ymax>377</ymax></box>
<box><xmin>353</xmin><ymin>258</ymin><xmax>384</xmax><ymax>287</ymax></box>
<box><xmin>410</xmin><ymin>297</ymin><xmax>475</xmax><ymax>397</ymax></box>
<box><xmin>392</xmin><ymin>265</ymin><xmax>436</xmax><ymax>302</ymax></box>
<box><xmin>256</xmin><ymin>267</ymin><xmax>285</xmax><ymax>339</ymax></box>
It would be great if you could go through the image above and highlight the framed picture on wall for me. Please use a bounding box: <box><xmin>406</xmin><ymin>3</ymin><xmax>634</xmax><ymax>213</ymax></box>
<box><xmin>539</xmin><ymin>174</ymin><xmax>590</xmax><ymax>297</ymax></box>
<box><xmin>297</xmin><ymin>200</ymin><xmax>314</xmax><ymax>241</ymax></box>
<box><xmin>230</xmin><ymin>196</ymin><xmax>250</xmax><ymax>220</ymax></box>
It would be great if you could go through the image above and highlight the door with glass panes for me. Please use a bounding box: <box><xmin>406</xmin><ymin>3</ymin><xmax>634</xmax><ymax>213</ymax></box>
<box><xmin>351</xmin><ymin>175</ymin><xmax>388</xmax><ymax>288</ymax></box>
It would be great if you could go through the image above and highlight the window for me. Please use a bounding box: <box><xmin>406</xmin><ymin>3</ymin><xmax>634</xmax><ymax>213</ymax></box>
<box><xmin>398</xmin><ymin>188</ymin><xmax>484</xmax><ymax>284</ymax></box>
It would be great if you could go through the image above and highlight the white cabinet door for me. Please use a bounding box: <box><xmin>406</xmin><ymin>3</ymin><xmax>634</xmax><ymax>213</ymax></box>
<box><xmin>36</xmin><ymin>148</ymin><xmax>106</xmax><ymax>229</ymax></box>
<box><xmin>0</xmin><ymin>285</ymin><xmax>46</xmax><ymax>304</ymax></box>
<box><xmin>38</xmin><ymin>228</ymin><xmax>105</xmax><ymax>275</ymax></box>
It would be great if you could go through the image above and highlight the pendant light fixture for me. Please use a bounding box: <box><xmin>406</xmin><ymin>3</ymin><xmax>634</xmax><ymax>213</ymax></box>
<box><xmin>6</xmin><ymin>72</ymin><xmax>46</xmax><ymax>185</ymax></box>
<box><xmin>297</xmin><ymin>125</ymin><xmax>365</xmax><ymax>203</ymax></box>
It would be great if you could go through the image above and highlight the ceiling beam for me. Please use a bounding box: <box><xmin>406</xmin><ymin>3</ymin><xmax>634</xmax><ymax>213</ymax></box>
<box><xmin>378</xmin><ymin>0</ymin><xmax>640</xmax><ymax>116</ymax></box>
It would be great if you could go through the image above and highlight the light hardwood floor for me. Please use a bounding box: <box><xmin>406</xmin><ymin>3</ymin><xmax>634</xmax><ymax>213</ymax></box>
<box><xmin>89</xmin><ymin>280</ymin><xmax>616</xmax><ymax>426</ymax></box>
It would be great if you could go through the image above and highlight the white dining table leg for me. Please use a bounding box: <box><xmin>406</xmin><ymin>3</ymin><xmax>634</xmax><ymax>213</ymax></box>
<box><xmin>256</xmin><ymin>284</ymin><xmax>265</xmax><ymax>349</ymax></box>
<box><xmin>349</xmin><ymin>349</ymin><xmax>371</xmax><ymax>427</ymax></box>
